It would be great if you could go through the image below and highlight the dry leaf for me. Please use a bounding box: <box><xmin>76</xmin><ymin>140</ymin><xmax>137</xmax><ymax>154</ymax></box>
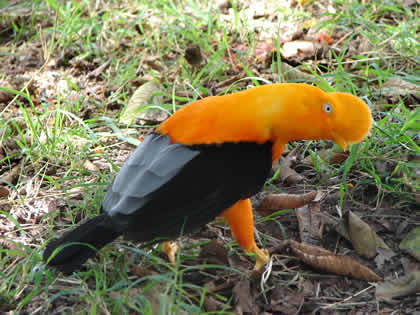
<box><xmin>274</xmin><ymin>149</ymin><xmax>304</xmax><ymax>185</ymax></box>
<box><xmin>380</xmin><ymin>77</ymin><xmax>420</xmax><ymax>109</ymax></box>
<box><xmin>347</xmin><ymin>211</ymin><xmax>378</xmax><ymax>258</ymax></box>
<box><xmin>120</xmin><ymin>81</ymin><xmax>165</xmax><ymax>125</ymax></box>
<box><xmin>82</xmin><ymin>160</ymin><xmax>98</xmax><ymax>172</ymax></box>
<box><xmin>256</xmin><ymin>191</ymin><xmax>317</xmax><ymax>216</ymax></box>
<box><xmin>319</xmin><ymin>212</ymin><xmax>351</xmax><ymax>240</ymax></box>
<box><xmin>0</xmin><ymin>89</ymin><xmax>14</xmax><ymax>103</ymax></box>
<box><xmin>346</xmin><ymin>211</ymin><xmax>389</xmax><ymax>259</ymax></box>
<box><xmin>376</xmin><ymin>271</ymin><xmax>420</xmax><ymax>302</ymax></box>
<box><xmin>290</xmin><ymin>240</ymin><xmax>382</xmax><ymax>281</ymax></box>
<box><xmin>270</xmin><ymin>286</ymin><xmax>304</xmax><ymax>315</ymax></box>
<box><xmin>203</xmin><ymin>295</ymin><xmax>226</xmax><ymax>312</ymax></box>
<box><xmin>374</xmin><ymin>247</ymin><xmax>397</xmax><ymax>270</ymax></box>
<box><xmin>281</xmin><ymin>41</ymin><xmax>315</xmax><ymax>59</ymax></box>
<box><xmin>296</xmin><ymin>201</ymin><xmax>323</xmax><ymax>245</ymax></box>
<box><xmin>383</xmin><ymin>78</ymin><xmax>419</xmax><ymax>97</ymax></box>
<box><xmin>205</xmin><ymin>278</ymin><xmax>236</xmax><ymax>293</ymax></box>
<box><xmin>142</xmin><ymin>55</ymin><xmax>164</xmax><ymax>72</ymax></box>
<box><xmin>0</xmin><ymin>186</ymin><xmax>9</xmax><ymax>198</ymax></box>
<box><xmin>199</xmin><ymin>240</ymin><xmax>230</xmax><ymax>266</ymax></box>
<box><xmin>233</xmin><ymin>278</ymin><xmax>255</xmax><ymax>314</ymax></box>
<box><xmin>400</xmin><ymin>227</ymin><xmax>420</xmax><ymax>262</ymax></box>
<box><xmin>1</xmin><ymin>163</ymin><xmax>21</xmax><ymax>185</ymax></box>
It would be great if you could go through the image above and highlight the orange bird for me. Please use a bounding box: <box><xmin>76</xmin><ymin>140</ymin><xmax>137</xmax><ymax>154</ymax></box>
<box><xmin>43</xmin><ymin>83</ymin><xmax>372</xmax><ymax>274</ymax></box>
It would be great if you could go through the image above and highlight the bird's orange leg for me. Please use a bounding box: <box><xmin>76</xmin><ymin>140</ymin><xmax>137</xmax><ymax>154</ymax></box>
<box><xmin>162</xmin><ymin>241</ymin><xmax>178</xmax><ymax>265</ymax></box>
<box><xmin>221</xmin><ymin>199</ymin><xmax>270</xmax><ymax>270</ymax></box>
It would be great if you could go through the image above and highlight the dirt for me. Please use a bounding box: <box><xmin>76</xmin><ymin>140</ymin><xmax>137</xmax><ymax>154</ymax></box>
<box><xmin>1</xmin><ymin>1</ymin><xmax>419</xmax><ymax>314</ymax></box>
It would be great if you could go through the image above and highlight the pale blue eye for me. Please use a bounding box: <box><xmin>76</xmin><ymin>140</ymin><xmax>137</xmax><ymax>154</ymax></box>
<box><xmin>323</xmin><ymin>103</ymin><xmax>332</xmax><ymax>113</ymax></box>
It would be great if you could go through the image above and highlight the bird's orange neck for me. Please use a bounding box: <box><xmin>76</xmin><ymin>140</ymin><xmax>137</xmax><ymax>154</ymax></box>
<box><xmin>156</xmin><ymin>84</ymin><xmax>334</xmax><ymax>162</ymax></box>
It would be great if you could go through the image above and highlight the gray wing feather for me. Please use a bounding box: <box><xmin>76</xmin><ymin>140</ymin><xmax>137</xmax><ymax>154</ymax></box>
<box><xmin>102</xmin><ymin>134</ymin><xmax>199</xmax><ymax>216</ymax></box>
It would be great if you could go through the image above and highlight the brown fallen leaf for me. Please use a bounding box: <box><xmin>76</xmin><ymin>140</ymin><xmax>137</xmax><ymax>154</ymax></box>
<box><xmin>203</xmin><ymin>295</ymin><xmax>227</xmax><ymax>312</ymax></box>
<box><xmin>82</xmin><ymin>160</ymin><xmax>98</xmax><ymax>172</ymax></box>
<box><xmin>204</xmin><ymin>277</ymin><xmax>236</xmax><ymax>293</ymax></box>
<box><xmin>289</xmin><ymin>240</ymin><xmax>382</xmax><ymax>281</ymax></box>
<box><xmin>346</xmin><ymin>211</ymin><xmax>389</xmax><ymax>259</ymax></box>
<box><xmin>232</xmin><ymin>278</ymin><xmax>257</xmax><ymax>314</ymax></box>
<box><xmin>383</xmin><ymin>78</ymin><xmax>419</xmax><ymax>97</ymax></box>
<box><xmin>376</xmin><ymin>271</ymin><xmax>420</xmax><ymax>302</ymax></box>
<box><xmin>269</xmin><ymin>286</ymin><xmax>304</xmax><ymax>315</ymax></box>
<box><xmin>296</xmin><ymin>201</ymin><xmax>324</xmax><ymax>245</ymax></box>
<box><xmin>0</xmin><ymin>163</ymin><xmax>21</xmax><ymax>185</ymax></box>
<box><xmin>379</xmin><ymin>77</ymin><xmax>420</xmax><ymax>109</ymax></box>
<box><xmin>0</xmin><ymin>186</ymin><xmax>9</xmax><ymax>198</ymax></box>
<box><xmin>256</xmin><ymin>191</ymin><xmax>317</xmax><ymax>217</ymax></box>
<box><xmin>321</xmin><ymin>211</ymin><xmax>391</xmax><ymax>260</ymax></box>
<box><xmin>319</xmin><ymin>212</ymin><xmax>350</xmax><ymax>240</ymax></box>
<box><xmin>0</xmin><ymin>88</ymin><xmax>14</xmax><ymax>103</ymax></box>
<box><xmin>141</xmin><ymin>55</ymin><xmax>165</xmax><ymax>72</ymax></box>
<box><xmin>303</xmin><ymin>149</ymin><xmax>349</xmax><ymax>165</ymax></box>
<box><xmin>274</xmin><ymin>149</ymin><xmax>304</xmax><ymax>185</ymax></box>
<box><xmin>199</xmin><ymin>240</ymin><xmax>230</xmax><ymax>266</ymax></box>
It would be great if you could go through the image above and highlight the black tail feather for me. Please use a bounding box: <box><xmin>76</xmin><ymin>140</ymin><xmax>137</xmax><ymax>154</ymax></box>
<box><xmin>43</xmin><ymin>214</ymin><xmax>121</xmax><ymax>274</ymax></box>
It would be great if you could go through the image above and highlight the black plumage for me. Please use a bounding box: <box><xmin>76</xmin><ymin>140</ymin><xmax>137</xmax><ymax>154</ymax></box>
<box><xmin>43</xmin><ymin>133</ymin><xmax>272</xmax><ymax>273</ymax></box>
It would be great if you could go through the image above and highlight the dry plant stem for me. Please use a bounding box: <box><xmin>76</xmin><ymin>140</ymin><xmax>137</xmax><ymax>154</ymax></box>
<box><xmin>321</xmin><ymin>285</ymin><xmax>375</xmax><ymax>309</ymax></box>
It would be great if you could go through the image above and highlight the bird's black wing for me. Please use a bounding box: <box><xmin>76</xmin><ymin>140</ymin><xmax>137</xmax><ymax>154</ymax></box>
<box><xmin>102</xmin><ymin>133</ymin><xmax>272</xmax><ymax>242</ymax></box>
<box><xmin>102</xmin><ymin>134</ymin><xmax>199</xmax><ymax>216</ymax></box>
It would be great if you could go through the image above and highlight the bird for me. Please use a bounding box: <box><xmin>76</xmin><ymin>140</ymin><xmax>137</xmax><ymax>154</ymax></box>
<box><xmin>43</xmin><ymin>83</ymin><xmax>372</xmax><ymax>274</ymax></box>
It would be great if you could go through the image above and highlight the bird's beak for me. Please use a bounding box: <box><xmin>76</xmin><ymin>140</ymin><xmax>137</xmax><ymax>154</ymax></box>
<box><xmin>333</xmin><ymin>135</ymin><xmax>348</xmax><ymax>151</ymax></box>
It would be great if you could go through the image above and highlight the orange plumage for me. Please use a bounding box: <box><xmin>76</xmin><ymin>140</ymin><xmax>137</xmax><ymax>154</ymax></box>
<box><xmin>44</xmin><ymin>83</ymin><xmax>372</xmax><ymax>273</ymax></box>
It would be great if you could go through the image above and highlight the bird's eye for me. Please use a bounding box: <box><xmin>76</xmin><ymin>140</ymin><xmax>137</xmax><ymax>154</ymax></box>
<box><xmin>323</xmin><ymin>103</ymin><xmax>332</xmax><ymax>114</ymax></box>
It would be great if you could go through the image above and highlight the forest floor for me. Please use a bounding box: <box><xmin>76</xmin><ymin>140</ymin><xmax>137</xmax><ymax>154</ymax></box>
<box><xmin>0</xmin><ymin>0</ymin><xmax>419</xmax><ymax>314</ymax></box>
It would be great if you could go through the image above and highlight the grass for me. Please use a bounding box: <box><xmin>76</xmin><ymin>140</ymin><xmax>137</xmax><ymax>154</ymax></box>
<box><xmin>0</xmin><ymin>0</ymin><xmax>419</xmax><ymax>313</ymax></box>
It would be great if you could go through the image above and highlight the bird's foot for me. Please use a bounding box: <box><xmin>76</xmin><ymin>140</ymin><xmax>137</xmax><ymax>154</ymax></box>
<box><xmin>162</xmin><ymin>241</ymin><xmax>178</xmax><ymax>265</ymax></box>
<box><xmin>252</xmin><ymin>246</ymin><xmax>270</xmax><ymax>270</ymax></box>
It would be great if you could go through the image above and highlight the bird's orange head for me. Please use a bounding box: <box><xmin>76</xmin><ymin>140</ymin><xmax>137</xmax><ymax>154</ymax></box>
<box><xmin>325</xmin><ymin>91</ymin><xmax>372</xmax><ymax>151</ymax></box>
<box><xmin>264</xmin><ymin>84</ymin><xmax>372</xmax><ymax>152</ymax></box>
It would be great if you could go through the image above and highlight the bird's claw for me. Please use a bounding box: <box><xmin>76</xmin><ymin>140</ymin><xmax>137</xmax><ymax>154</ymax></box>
<box><xmin>162</xmin><ymin>241</ymin><xmax>178</xmax><ymax>265</ymax></box>
<box><xmin>253</xmin><ymin>247</ymin><xmax>270</xmax><ymax>270</ymax></box>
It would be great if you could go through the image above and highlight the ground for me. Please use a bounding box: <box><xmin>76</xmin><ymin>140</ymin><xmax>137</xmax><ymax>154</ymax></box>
<box><xmin>0</xmin><ymin>0</ymin><xmax>419</xmax><ymax>314</ymax></box>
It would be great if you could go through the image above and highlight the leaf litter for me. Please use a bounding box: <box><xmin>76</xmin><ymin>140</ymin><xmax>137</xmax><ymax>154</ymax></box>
<box><xmin>0</xmin><ymin>0</ymin><xmax>419</xmax><ymax>314</ymax></box>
